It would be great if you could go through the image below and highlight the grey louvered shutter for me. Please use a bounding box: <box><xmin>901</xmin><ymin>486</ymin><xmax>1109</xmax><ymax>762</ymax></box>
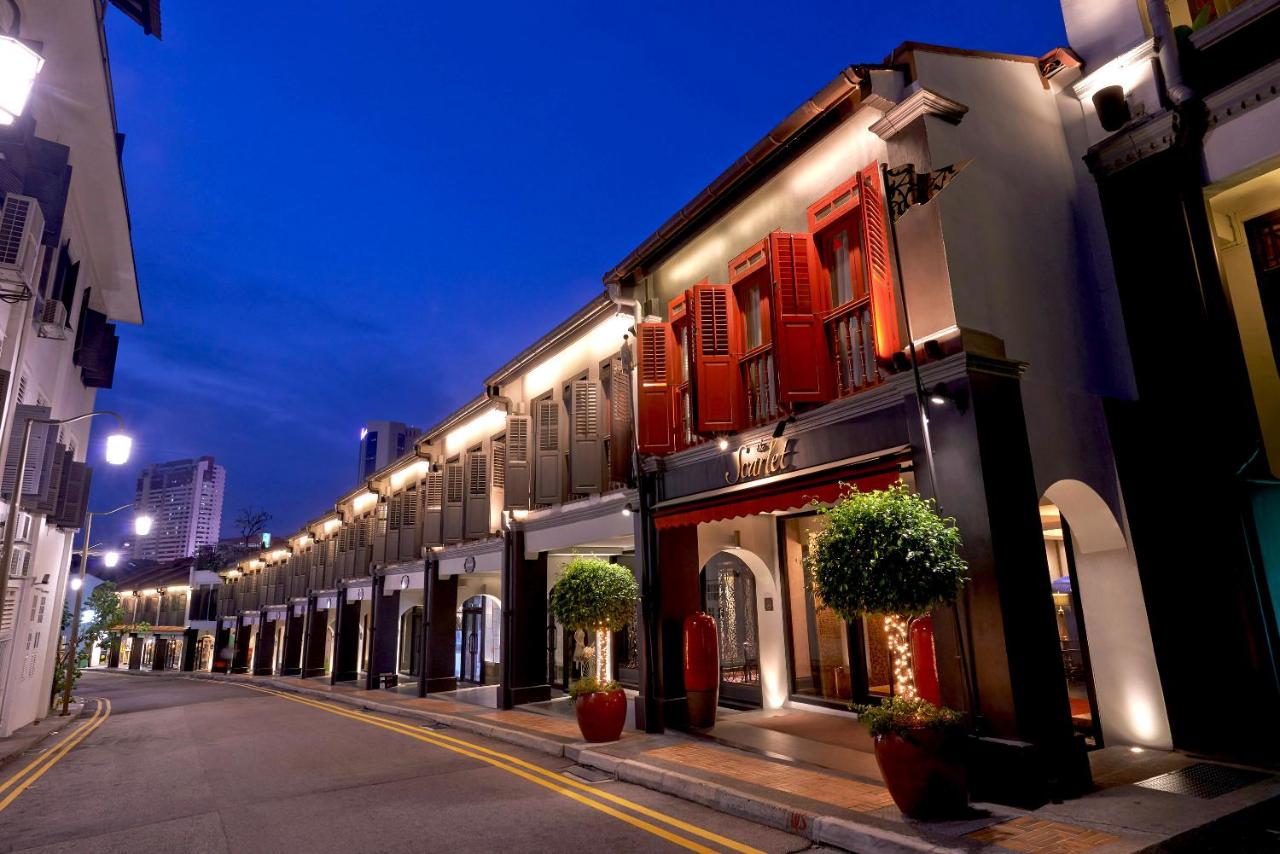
<box><xmin>504</xmin><ymin>414</ymin><xmax>531</xmax><ymax>510</ymax></box>
<box><xmin>2</xmin><ymin>405</ymin><xmax>52</xmax><ymax>500</ymax></box>
<box><xmin>36</xmin><ymin>443</ymin><xmax>66</xmax><ymax>513</ymax></box>
<box><xmin>53</xmin><ymin>461</ymin><xmax>91</xmax><ymax>530</ymax></box>
<box><xmin>608</xmin><ymin>356</ymin><xmax>633</xmax><ymax>486</ymax></box>
<box><xmin>423</xmin><ymin>471</ymin><xmax>444</xmax><ymax>546</ymax></box>
<box><xmin>570</xmin><ymin>380</ymin><xmax>604</xmax><ymax>494</ymax></box>
<box><xmin>464</xmin><ymin>450</ymin><xmax>490</xmax><ymax>539</ymax></box>
<box><xmin>534</xmin><ymin>399</ymin><xmax>562</xmax><ymax>504</ymax></box>
<box><xmin>443</xmin><ymin>461</ymin><xmax>464</xmax><ymax>543</ymax></box>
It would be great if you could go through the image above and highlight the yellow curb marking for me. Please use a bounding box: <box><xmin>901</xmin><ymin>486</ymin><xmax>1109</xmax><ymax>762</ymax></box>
<box><xmin>232</xmin><ymin>682</ymin><xmax>763</xmax><ymax>854</ymax></box>
<box><xmin>0</xmin><ymin>699</ymin><xmax>111</xmax><ymax>813</ymax></box>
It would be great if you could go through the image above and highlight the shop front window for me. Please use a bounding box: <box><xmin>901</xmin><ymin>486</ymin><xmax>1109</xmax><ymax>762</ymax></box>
<box><xmin>782</xmin><ymin>515</ymin><xmax>890</xmax><ymax>704</ymax></box>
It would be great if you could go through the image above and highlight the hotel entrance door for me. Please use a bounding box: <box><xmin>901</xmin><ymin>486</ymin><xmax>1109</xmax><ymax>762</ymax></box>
<box><xmin>460</xmin><ymin>597</ymin><xmax>485</xmax><ymax>684</ymax></box>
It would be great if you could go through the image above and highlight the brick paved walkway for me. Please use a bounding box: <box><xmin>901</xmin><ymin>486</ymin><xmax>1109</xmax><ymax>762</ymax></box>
<box><xmin>966</xmin><ymin>816</ymin><xmax>1122</xmax><ymax>853</ymax></box>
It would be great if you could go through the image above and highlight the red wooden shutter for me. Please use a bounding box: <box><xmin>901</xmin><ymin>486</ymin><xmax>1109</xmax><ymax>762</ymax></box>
<box><xmin>769</xmin><ymin>232</ymin><xmax>833</xmax><ymax>404</ymax></box>
<box><xmin>636</xmin><ymin>322</ymin><xmax>676</xmax><ymax>454</ymax></box>
<box><xmin>692</xmin><ymin>283</ymin><xmax>744</xmax><ymax>433</ymax></box>
<box><xmin>858</xmin><ymin>163</ymin><xmax>899</xmax><ymax>363</ymax></box>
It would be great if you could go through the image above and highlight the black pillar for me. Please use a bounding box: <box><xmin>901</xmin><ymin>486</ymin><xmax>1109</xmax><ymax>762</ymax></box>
<box><xmin>919</xmin><ymin>358</ymin><xmax>1087</xmax><ymax>804</ymax></box>
<box><xmin>151</xmin><ymin>637</ymin><xmax>168</xmax><ymax>671</ymax></box>
<box><xmin>501</xmin><ymin>530</ymin><xmax>550</xmax><ymax>708</ymax></box>
<box><xmin>127</xmin><ymin>633</ymin><xmax>143</xmax><ymax>670</ymax></box>
<box><xmin>231</xmin><ymin>620</ymin><xmax>252</xmax><ymax>673</ymax></box>
<box><xmin>421</xmin><ymin>561</ymin><xmax>458</xmax><ymax>695</ymax></box>
<box><xmin>281</xmin><ymin>605</ymin><xmax>305</xmax><ymax>676</ymax></box>
<box><xmin>303</xmin><ymin>598</ymin><xmax>328</xmax><ymax>678</ymax></box>
<box><xmin>213</xmin><ymin>623</ymin><xmax>233</xmax><ymax>673</ymax></box>
<box><xmin>181</xmin><ymin>628</ymin><xmax>198</xmax><ymax>672</ymax></box>
<box><xmin>107</xmin><ymin>633</ymin><xmax>121</xmax><ymax>668</ymax></box>
<box><xmin>637</xmin><ymin>523</ymin><xmax>699</xmax><ymax>732</ymax></box>
<box><xmin>331</xmin><ymin>590</ymin><xmax>360</xmax><ymax>683</ymax></box>
<box><xmin>365</xmin><ymin>577</ymin><xmax>400</xmax><ymax>689</ymax></box>
<box><xmin>252</xmin><ymin>611</ymin><xmax>277</xmax><ymax>676</ymax></box>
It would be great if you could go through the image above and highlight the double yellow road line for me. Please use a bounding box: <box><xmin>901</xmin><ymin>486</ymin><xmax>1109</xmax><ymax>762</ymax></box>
<box><xmin>0</xmin><ymin>698</ymin><xmax>111</xmax><ymax>813</ymax></box>
<box><xmin>234</xmin><ymin>683</ymin><xmax>763</xmax><ymax>854</ymax></box>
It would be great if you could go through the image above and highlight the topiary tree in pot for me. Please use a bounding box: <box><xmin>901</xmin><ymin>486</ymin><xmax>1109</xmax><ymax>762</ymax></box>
<box><xmin>549</xmin><ymin>557</ymin><xmax>639</xmax><ymax>742</ymax></box>
<box><xmin>805</xmin><ymin>482</ymin><xmax>970</xmax><ymax>818</ymax></box>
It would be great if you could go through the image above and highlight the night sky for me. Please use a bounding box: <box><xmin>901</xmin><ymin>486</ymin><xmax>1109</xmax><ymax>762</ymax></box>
<box><xmin>87</xmin><ymin>2</ymin><xmax>1067</xmax><ymax>544</ymax></box>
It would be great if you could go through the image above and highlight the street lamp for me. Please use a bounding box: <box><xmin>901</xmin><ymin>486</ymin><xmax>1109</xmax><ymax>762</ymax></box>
<box><xmin>0</xmin><ymin>35</ymin><xmax>42</xmax><ymax>126</ymax></box>
<box><xmin>60</xmin><ymin>505</ymin><xmax>149</xmax><ymax>715</ymax></box>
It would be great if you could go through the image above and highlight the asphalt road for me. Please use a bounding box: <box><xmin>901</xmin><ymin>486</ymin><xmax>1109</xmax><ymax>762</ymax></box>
<box><xmin>0</xmin><ymin>672</ymin><xmax>824</xmax><ymax>854</ymax></box>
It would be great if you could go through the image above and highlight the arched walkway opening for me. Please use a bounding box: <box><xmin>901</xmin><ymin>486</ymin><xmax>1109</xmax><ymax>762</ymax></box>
<box><xmin>1040</xmin><ymin>479</ymin><xmax>1172</xmax><ymax>749</ymax></box>
<box><xmin>700</xmin><ymin>548</ymin><xmax>788</xmax><ymax>710</ymax></box>
<box><xmin>457</xmin><ymin>594</ymin><xmax>501</xmax><ymax>685</ymax></box>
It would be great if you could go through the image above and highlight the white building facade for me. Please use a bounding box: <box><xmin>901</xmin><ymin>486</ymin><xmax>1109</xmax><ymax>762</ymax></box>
<box><xmin>0</xmin><ymin>0</ymin><xmax>156</xmax><ymax>737</ymax></box>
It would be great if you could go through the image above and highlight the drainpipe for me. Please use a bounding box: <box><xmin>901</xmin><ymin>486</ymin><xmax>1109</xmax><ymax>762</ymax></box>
<box><xmin>1147</xmin><ymin>0</ymin><xmax>1193</xmax><ymax>104</ymax></box>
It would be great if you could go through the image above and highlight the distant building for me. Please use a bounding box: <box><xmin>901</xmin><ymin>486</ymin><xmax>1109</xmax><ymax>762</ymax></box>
<box><xmin>356</xmin><ymin>421</ymin><xmax>420</xmax><ymax>484</ymax></box>
<box><xmin>132</xmin><ymin>456</ymin><xmax>226</xmax><ymax>562</ymax></box>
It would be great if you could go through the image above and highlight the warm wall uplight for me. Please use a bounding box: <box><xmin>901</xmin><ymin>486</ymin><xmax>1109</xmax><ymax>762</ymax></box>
<box><xmin>352</xmin><ymin>491</ymin><xmax>378</xmax><ymax>514</ymax></box>
<box><xmin>444</xmin><ymin>406</ymin><xmax>508</xmax><ymax>457</ymax></box>
<box><xmin>134</xmin><ymin>515</ymin><xmax>153</xmax><ymax>536</ymax></box>
<box><xmin>0</xmin><ymin>36</ymin><xmax>44</xmax><ymax>126</ymax></box>
<box><xmin>523</xmin><ymin>315</ymin><xmax>632</xmax><ymax>397</ymax></box>
<box><xmin>390</xmin><ymin>459</ymin><xmax>431</xmax><ymax>491</ymax></box>
<box><xmin>323</xmin><ymin>518</ymin><xmax>342</xmax><ymax>535</ymax></box>
<box><xmin>102</xmin><ymin>551</ymin><xmax>120</xmax><ymax>568</ymax></box>
<box><xmin>104</xmin><ymin>433</ymin><xmax>133</xmax><ymax>465</ymax></box>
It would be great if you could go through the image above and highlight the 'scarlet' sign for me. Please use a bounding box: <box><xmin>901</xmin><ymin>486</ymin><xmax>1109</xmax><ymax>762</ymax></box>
<box><xmin>726</xmin><ymin>437</ymin><xmax>794</xmax><ymax>485</ymax></box>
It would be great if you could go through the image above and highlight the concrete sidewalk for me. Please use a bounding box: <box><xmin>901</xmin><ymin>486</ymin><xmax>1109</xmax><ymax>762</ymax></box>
<box><xmin>0</xmin><ymin>700</ymin><xmax>86</xmax><ymax>774</ymax></box>
<box><xmin>116</xmin><ymin>669</ymin><xmax>1280</xmax><ymax>853</ymax></box>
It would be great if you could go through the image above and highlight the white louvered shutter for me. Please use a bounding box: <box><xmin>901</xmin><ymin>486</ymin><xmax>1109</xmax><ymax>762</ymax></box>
<box><xmin>464</xmin><ymin>450</ymin><xmax>491</xmax><ymax>539</ymax></box>
<box><xmin>504</xmin><ymin>414</ymin><xmax>531</xmax><ymax>510</ymax></box>
<box><xmin>443</xmin><ymin>461</ymin><xmax>464</xmax><ymax>543</ymax></box>
<box><xmin>423</xmin><ymin>471</ymin><xmax>444</xmax><ymax>546</ymax></box>
<box><xmin>534</xmin><ymin>399</ymin><xmax>562</xmax><ymax>504</ymax></box>
<box><xmin>570</xmin><ymin>379</ymin><xmax>603</xmax><ymax>494</ymax></box>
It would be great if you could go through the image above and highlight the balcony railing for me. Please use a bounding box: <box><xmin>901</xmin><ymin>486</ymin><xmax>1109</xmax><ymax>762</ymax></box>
<box><xmin>826</xmin><ymin>299</ymin><xmax>880</xmax><ymax>397</ymax></box>
<box><xmin>742</xmin><ymin>344</ymin><xmax>782</xmax><ymax>426</ymax></box>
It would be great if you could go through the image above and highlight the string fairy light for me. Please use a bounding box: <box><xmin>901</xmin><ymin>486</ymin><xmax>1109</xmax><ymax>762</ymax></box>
<box><xmin>884</xmin><ymin>614</ymin><xmax>917</xmax><ymax>700</ymax></box>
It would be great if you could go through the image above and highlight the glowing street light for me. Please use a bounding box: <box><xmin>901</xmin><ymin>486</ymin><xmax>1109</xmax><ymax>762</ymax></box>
<box><xmin>102</xmin><ymin>550</ymin><xmax>120</xmax><ymax>568</ymax></box>
<box><xmin>69</xmin><ymin>576</ymin><xmax>82</xmax><ymax>591</ymax></box>
<box><xmin>104</xmin><ymin>433</ymin><xmax>133</xmax><ymax>465</ymax></box>
<box><xmin>133</xmin><ymin>515</ymin><xmax>153</xmax><ymax>537</ymax></box>
<box><xmin>0</xmin><ymin>35</ymin><xmax>43</xmax><ymax>125</ymax></box>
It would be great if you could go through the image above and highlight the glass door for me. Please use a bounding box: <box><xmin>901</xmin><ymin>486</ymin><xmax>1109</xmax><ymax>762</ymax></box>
<box><xmin>399</xmin><ymin>607</ymin><xmax>423</xmax><ymax>677</ymax></box>
<box><xmin>460</xmin><ymin>597</ymin><xmax>485</xmax><ymax>684</ymax></box>
<box><xmin>700</xmin><ymin>553</ymin><xmax>762</xmax><ymax>707</ymax></box>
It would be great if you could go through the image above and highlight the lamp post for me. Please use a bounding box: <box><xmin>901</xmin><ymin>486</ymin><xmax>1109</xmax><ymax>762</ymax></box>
<box><xmin>59</xmin><ymin>505</ymin><xmax>150</xmax><ymax>715</ymax></box>
<box><xmin>0</xmin><ymin>411</ymin><xmax>130</xmax><ymax>718</ymax></box>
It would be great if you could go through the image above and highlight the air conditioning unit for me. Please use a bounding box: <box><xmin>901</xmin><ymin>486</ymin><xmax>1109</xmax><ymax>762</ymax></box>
<box><xmin>36</xmin><ymin>299</ymin><xmax>68</xmax><ymax>340</ymax></box>
<box><xmin>0</xmin><ymin>194</ymin><xmax>44</xmax><ymax>296</ymax></box>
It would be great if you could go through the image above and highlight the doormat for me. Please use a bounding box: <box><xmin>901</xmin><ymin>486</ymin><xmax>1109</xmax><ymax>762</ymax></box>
<box><xmin>1133</xmin><ymin>763</ymin><xmax>1271</xmax><ymax>799</ymax></box>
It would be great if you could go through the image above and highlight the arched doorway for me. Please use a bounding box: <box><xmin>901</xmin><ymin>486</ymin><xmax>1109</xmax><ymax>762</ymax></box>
<box><xmin>196</xmin><ymin>635</ymin><xmax>214</xmax><ymax>671</ymax></box>
<box><xmin>458</xmin><ymin>595</ymin><xmax>501</xmax><ymax>685</ymax></box>
<box><xmin>399</xmin><ymin>606</ymin><xmax>423</xmax><ymax>677</ymax></box>
<box><xmin>701</xmin><ymin>552</ymin><xmax>762</xmax><ymax>707</ymax></box>
<box><xmin>1040</xmin><ymin>480</ymin><xmax>1171</xmax><ymax>749</ymax></box>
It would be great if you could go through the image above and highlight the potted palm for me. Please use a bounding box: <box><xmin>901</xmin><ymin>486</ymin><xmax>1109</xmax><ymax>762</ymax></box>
<box><xmin>806</xmin><ymin>482</ymin><xmax>969</xmax><ymax>819</ymax></box>
<box><xmin>549</xmin><ymin>557</ymin><xmax>639</xmax><ymax>742</ymax></box>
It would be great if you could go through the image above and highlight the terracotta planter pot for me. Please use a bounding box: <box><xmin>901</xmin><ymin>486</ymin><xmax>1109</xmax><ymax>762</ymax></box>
<box><xmin>575</xmin><ymin>689</ymin><xmax>627</xmax><ymax>742</ymax></box>
<box><xmin>872</xmin><ymin>728</ymin><xmax>968</xmax><ymax>819</ymax></box>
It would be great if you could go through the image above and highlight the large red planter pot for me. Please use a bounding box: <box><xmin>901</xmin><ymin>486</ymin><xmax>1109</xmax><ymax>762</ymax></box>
<box><xmin>575</xmin><ymin>690</ymin><xmax>627</xmax><ymax>742</ymax></box>
<box><xmin>683</xmin><ymin>611</ymin><xmax>719</xmax><ymax>728</ymax></box>
<box><xmin>872</xmin><ymin>728</ymin><xmax>968</xmax><ymax>819</ymax></box>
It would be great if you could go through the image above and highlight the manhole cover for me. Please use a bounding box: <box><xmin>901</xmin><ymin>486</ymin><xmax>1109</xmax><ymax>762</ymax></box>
<box><xmin>1133</xmin><ymin>763</ymin><xmax>1271</xmax><ymax>799</ymax></box>
<box><xmin>564</xmin><ymin>765</ymin><xmax>614</xmax><ymax>784</ymax></box>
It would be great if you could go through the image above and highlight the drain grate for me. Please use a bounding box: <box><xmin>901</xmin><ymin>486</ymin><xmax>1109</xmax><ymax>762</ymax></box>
<box><xmin>1133</xmin><ymin>763</ymin><xmax>1271</xmax><ymax>799</ymax></box>
<box><xmin>564</xmin><ymin>765</ymin><xmax>614</xmax><ymax>784</ymax></box>
<box><xmin>420</xmin><ymin>722</ymin><xmax>450</xmax><ymax>731</ymax></box>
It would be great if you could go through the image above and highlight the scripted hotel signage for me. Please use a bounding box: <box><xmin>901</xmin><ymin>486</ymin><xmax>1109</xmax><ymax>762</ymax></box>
<box><xmin>725</xmin><ymin>437</ymin><xmax>794</xmax><ymax>485</ymax></box>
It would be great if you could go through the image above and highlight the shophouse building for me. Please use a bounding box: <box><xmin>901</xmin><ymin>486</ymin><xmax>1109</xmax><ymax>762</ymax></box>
<box><xmin>107</xmin><ymin>556</ymin><xmax>221</xmax><ymax>672</ymax></box>
<box><xmin>1054</xmin><ymin>0</ymin><xmax>1280</xmax><ymax>764</ymax></box>
<box><xmin>604</xmin><ymin>44</ymin><xmax>1170</xmax><ymax>802</ymax></box>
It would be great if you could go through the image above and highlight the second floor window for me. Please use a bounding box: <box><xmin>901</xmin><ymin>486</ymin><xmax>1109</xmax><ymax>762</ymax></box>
<box><xmin>742</xmin><ymin>281</ymin><xmax>764</xmax><ymax>351</ymax></box>
<box><xmin>821</xmin><ymin>222</ymin><xmax>865</xmax><ymax>309</ymax></box>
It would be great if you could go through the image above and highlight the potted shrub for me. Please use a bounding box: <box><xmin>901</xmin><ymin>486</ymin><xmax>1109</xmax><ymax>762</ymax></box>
<box><xmin>806</xmin><ymin>482</ymin><xmax>969</xmax><ymax>818</ymax></box>
<box><xmin>549</xmin><ymin>557</ymin><xmax>639</xmax><ymax>742</ymax></box>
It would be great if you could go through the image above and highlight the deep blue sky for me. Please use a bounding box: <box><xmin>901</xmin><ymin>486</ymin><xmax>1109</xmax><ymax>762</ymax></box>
<box><xmin>88</xmin><ymin>1</ymin><xmax>1067</xmax><ymax>544</ymax></box>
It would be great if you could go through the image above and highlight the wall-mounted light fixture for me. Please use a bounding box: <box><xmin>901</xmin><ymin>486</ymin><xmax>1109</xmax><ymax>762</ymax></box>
<box><xmin>771</xmin><ymin>414</ymin><xmax>797</xmax><ymax>439</ymax></box>
<box><xmin>716</xmin><ymin>436</ymin><xmax>730</xmax><ymax>451</ymax></box>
